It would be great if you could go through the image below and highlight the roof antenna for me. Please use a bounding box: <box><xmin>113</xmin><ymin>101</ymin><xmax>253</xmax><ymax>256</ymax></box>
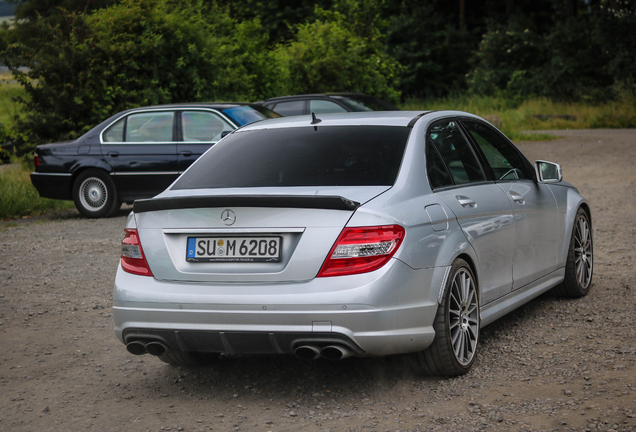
<box><xmin>311</xmin><ymin>112</ymin><xmax>322</xmax><ymax>131</ymax></box>
<box><xmin>311</xmin><ymin>112</ymin><xmax>322</xmax><ymax>124</ymax></box>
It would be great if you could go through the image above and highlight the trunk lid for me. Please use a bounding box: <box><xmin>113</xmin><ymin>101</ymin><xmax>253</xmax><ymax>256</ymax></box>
<box><xmin>134</xmin><ymin>187</ymin><xmax>389</xmax><ymax>283</ymax></box>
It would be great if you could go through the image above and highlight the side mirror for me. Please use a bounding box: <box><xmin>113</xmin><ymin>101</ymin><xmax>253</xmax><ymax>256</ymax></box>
<box><xmin>535</xmin><ymin>160</ymin><xmax>562</xmax><ymax>183</ymax></box>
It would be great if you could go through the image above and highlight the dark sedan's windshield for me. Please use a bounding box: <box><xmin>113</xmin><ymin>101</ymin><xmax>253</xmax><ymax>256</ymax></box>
<box><xmin>222</xmin><ymin>105</ymin><xmax>280</xmax><ymax>126</ymax></box>
<box><xmin>172</xmin><ymin>126</ymin><xmax>410</xmax><ymax>189</ymax></box>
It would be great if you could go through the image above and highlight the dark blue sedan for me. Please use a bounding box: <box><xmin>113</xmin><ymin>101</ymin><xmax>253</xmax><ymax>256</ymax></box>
<box><xmin>30</xmin><ymin>103</ymin><xmax>280</xmax><ymax>218</ymax></box>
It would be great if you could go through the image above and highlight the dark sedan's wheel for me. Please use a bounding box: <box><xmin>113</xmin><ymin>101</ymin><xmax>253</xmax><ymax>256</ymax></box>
<box><xmin>556</xmin><ymin>208</ymin><xmax>593</xmax><ymax>298</ymax></box>
<box><xmin>72</xmin><ymin>169</ymin><xmax>120</xmax><ymax>218</ymax></box>
<box><xmin>411</xmin><ymin>259</ymin><xmax>480</xmax><ymax>376</ymax></box>
<box><xmin>158</xmin><ymin>351</ymin><xmax>220</xmax><ymax>367</ymax></box>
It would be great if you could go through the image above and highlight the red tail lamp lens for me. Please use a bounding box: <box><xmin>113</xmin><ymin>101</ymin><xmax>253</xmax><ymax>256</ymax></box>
<box><xmin>121</xmin><ymin>228</ymin><xmax>153</xmax><ymax>277</ymax></box>
<box><xmin>317</xmin><ymin>225</ymin><xmax>405</xmax><ymax>277</ymax></box>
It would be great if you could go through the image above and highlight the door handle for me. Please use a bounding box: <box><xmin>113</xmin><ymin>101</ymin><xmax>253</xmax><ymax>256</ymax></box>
<box><xmin>179</xmin><ymin>151</ymin><xmax>193</xmax><ymax>157</ymax></box>
<box><xmin>456</xmin><ymin>195</ymin><xmax>477</xmax><ymax>208</ymax></box>
<box><xmin>510</xmin><ymin>191</ymin><xmax>525</xmax><ymax>204</ymax></box>
<box><xmin>107</xmin><ymin>151</ymin><xmax>119</xmax><ymax>157</ymax></box>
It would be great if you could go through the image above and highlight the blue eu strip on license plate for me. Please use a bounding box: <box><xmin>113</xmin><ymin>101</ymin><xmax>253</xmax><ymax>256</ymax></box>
<box><xmin>186</xmin><ymin>236</ymin><xmax>282</xmax><ymax>262</ymax></box>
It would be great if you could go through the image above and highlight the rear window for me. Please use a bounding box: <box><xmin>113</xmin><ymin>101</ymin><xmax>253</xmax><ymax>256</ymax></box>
<box><xmin>172</xmin><ymin>125</ymin><xmax>410</xmax><ymax>189</ymax></box>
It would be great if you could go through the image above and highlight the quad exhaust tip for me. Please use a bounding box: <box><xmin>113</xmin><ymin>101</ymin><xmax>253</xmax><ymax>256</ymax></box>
<box><xmin>294</xmin><ymin>345</ymin><xmax>321</xmax><ymax>360</ymax></box>
<box><xmin>321</xmin><ymin>345</ymin><xmax>353</xmax><ymax>361</ymax></box>
<box><xmin>293</xmin><ymin>344</ymin><xmax>354</xmax><ymax>361</ymax></box>
<box><xmin>125</xmin><ymin>340</ymin><xmax>168</xmax><ymax>356</ymax></box>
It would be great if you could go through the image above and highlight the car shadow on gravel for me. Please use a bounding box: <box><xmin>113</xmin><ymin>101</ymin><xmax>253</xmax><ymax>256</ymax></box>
<box><xmin>131</xmin><ymin>353</ymin><xmax>441</xmax><ymax>401</ymax></box>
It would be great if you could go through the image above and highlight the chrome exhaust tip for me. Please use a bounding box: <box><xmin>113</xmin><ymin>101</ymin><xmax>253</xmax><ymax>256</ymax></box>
<box><xmin>320</xmin><ymin>345</ymin><xmax>353</xmax><ymax>361</ymax></box>
<box><xmin>294</xmin><ymin>345</ymin><xmax>321</xmax><ymax>360</ymax></box>
<box><xmin>126</xmin><ymin>340</ymin><xmax>147</xmax><ymax>355</ymax></box>
<box><xmin>145</xmin><ymin>341</ymin><xmax>168</xmax><ymax>356</ymax></box>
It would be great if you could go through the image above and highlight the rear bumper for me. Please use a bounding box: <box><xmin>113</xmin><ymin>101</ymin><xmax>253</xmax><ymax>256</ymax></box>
<box><xmin>30</xmin><ymin>172</ymin><xmax>72</xmax><ymax>200</ymax></box>
<box><xmin>112</xmin><ymin>260</ymin><xmax>448</xmax><ymax>356</ymax></box>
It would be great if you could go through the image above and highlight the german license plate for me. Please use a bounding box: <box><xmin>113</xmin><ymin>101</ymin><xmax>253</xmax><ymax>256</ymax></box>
<box><xmin>186</xmin><ymin>236</ymin><xmax>282</xmax><ymax>262</ymax></box>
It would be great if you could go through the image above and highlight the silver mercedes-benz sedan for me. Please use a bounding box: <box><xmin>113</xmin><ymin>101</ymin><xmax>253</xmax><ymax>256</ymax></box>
<box><xmin>113</xmin><ymin>111</ymin><xmax>593</xmax><ymax>376</ymax></box>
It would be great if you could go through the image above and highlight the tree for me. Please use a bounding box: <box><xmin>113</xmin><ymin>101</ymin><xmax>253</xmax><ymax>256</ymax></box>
<box><xmin>2</xmin><ymin>0</ymin><xmax>278</xmax><ymax>155</ymax></box>
<box><xmin>273</xmin><ymin>0</ymin><xmax>402</xmax><ymax>102</ymax></box>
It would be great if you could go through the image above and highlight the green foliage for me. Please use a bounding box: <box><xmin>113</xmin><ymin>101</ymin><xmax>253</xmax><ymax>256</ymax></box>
<box><xmin>468</xmin><ymin>4</ymin><xmax>636</xmax><ymax>101</ymax></box>
<box><xmin>220</xmin><ymin>0</ymin><xmax>332</xmax><ymax>45</ymax></box>
<box><xmin>274</xmin><ymin>0</ymin><xmax>402</xmax><ymax>103</ymax></box>
<box><xmin>3</xmin><ymin>0</ymin><xmax>277</xmax><ymax>155</ymax></box>
<box><xmin>385</xmin><ymin>0</ymin><xmax>477</xmax><ymax>98</ymax></box>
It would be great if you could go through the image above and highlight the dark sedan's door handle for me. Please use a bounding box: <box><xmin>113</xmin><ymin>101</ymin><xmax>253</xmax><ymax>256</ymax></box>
<box><xmin>456</xmin><ymin>195</ymin><xmax>477</xmax><ymax>208</ymax></box>
<box><xmin>107</xmin><ymin>151</ymin><xmax>119</xmax><ymax>157</ymax></box>
<box><xmin>179</xmin><ymin>151</ymin><xmax>193</xmax><ymax>157</ymax></box>
<box><xmin>509</xmin><ymin>191</ymin><xmax>525</xmax><ymax>204</ymax></box>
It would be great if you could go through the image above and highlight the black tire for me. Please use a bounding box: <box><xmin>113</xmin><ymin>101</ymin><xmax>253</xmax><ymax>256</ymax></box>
<box><xmin>158</xmin><ymin>351</ymin><xmax>220</xmax><ymax>367</ymax></box>
<box><xmin>72</xmin><ymin>169</ymin><xmax>120</xmax><ymax>218</ymax></box>
<box><xmin>410</xmin><ymin>259</ymin><xmax>480</xmax><ymax>376</ymax></box>
<box><xmin>555</xmin><ymin>208</ymin><xmax>593</xmax><ymax>298</ymax></box>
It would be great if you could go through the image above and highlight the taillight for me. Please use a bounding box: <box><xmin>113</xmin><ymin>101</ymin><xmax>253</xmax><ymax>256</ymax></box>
<box><xmin>317</xmin><ymin>225</ymin><xmax>405</xmax><ymax>278</ymax></box>
<box><xmin>34</xmin><ymin>154</ymin><xmax>40</xmax><ymax>168</ymax></box>
<box><xmin>121</xmin><ymin>229</ymin><xmax>153</xmax><ymax>276</ymax></box>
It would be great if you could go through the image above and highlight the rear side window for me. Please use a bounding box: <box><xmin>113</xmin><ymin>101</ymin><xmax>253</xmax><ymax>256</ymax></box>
<box><xmin>427</xmin><ymin>120</ymin><xmax>486</xmax><ymax>185</ymax></box>
<box><xmin>126</xmin><ymin>112</ymin><xmax>174</xmax><ymax>143</ymax></box>
<box><xmin>172</xmin><ymin>126</ymin><xmax>410</xmax><ymax>189</ymax></box>
<box><xmin>103</xmin><ymin>118</ymin><xmax>125</xmax><ymax>142</ymax></box>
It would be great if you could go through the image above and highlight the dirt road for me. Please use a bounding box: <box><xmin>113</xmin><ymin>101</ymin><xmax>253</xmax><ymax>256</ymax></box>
<box><xmin>1</xmin><ymin>129</ymin><xmax>635</xmax><ymax>432</ymax></box>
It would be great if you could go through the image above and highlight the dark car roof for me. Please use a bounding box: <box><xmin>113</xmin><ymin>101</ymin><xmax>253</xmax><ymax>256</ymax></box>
<box><xmin>260</xmin><ymin>93</ymin><xmax>378</xmax><ymax>102</ymax></box>
<box><xmin>75</xmin><ymin>102</ymin><xmax>277</xmax><ymax>144</ymax></box>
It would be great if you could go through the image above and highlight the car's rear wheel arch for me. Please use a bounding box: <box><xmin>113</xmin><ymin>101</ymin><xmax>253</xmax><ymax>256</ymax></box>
<box><xmin>454</xmin><ymin>252</ymin><xmax>480</xmax><ymax>305</ymax></box>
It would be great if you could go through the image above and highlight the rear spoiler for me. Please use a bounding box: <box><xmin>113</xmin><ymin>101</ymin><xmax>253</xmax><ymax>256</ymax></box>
<box><xmin>133</xmin><ymin>195</ymin><xmax>361</xmax><ymax>213</ymax></box>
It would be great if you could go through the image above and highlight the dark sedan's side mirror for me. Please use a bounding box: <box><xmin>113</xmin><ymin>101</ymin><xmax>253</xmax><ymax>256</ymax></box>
<box><xmin>535</xmin><ymin>160</ymin><xmax>563</xmax><ymax>183</ymax></box>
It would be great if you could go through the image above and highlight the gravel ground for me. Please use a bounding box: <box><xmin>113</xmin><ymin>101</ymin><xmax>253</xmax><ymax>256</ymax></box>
<box><xmin>1</xmin><ymin>129</ymin><xmax>635</xmax><ymax>432</ymax></box>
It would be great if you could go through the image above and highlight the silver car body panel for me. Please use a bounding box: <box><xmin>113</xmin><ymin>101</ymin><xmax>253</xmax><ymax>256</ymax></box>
<box><xmin>113</xmin><ymin>110</ymin><xmax>589</xmax><ymax>358</ymax></box>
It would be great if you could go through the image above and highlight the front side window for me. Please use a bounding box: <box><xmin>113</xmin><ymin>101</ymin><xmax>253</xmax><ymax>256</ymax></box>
<box><xmin>428</xmin><ymin>120</ymin><xmax>486</xmax><ymax>185</ymax></box>
<box><xmin>172</xmin><ymin>126</ymin><xmax>410</xmax><ymax>190</ymax></box>
<box><xmin>462</xmin><ymin>121</ymin><xmax>529</xmax><ymax>180</ymax></box>
<box><xmin>125</xmin><ymin>112</ymin><xmax>174</xmax><ymax>143</ymax></box>
<box><xmin>182</xmin><ymin>111</ymin><xmax>234</xmax><ymax>142</ymax></box>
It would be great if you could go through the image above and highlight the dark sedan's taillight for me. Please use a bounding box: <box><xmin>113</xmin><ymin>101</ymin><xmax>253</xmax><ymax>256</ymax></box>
<box><xmin>121</xmin><ymin>229</ymin><xmax>153</xmax><ymax>276</ymax></box>
<box><xmin>317</xmin><ymin>225</ymin><xmax>405</xmax><ymax>277</ymax></box>
<box><xmin>34</xmin><ymin>154</ymin><xmax>40</xmax><ymax>168</ymax></box>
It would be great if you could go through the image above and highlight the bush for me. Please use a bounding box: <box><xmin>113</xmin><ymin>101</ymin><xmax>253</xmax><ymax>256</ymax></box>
<box><xmin>467</xmin><ymin>7</ymin><xmax>636</xmax><ymax>102</ymax></box>
<box><xmin>2</xmin><ymin>0</ymin><xmax>277</xmax><ymax>156</ymax></box>
<box><xmin>273</xmin><ymin>0</ymin><xmax>402</xmax><ymax>103</ymax></box>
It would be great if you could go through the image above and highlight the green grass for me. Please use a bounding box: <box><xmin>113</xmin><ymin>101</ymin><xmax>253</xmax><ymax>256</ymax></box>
<box><xmin>0</xmin><ymin>163</ymin><xmax>74</xmax><ymax>219</ymax></box>
<box><xmin>400</xmin><ymin>93</ymin><xmax>636</xmax><ymax>141</ymax></box>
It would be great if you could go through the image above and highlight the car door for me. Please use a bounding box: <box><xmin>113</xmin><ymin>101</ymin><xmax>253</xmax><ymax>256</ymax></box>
<box><xmin>427</xmin><ymin>119</ymin><xmax>516</xmax><ymax>304</ymax></box>
<box><xmin>460</xmin><ymin>119</ymin><xmax>560</xmax><ymax>289</ymax></box>
<box><xmin>177</xmin><ymin>110</ymin><xmax>236</xmax><ymax>172</ymax></box>
<box><xmin>101</xmin><ymin>110</ymin><xmax>178</xmax><ymax>201</ymax></box>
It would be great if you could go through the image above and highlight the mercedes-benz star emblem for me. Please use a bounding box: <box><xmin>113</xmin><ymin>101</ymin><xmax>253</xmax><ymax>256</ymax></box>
<box><xmin>221</xmin><ymin>209</ymin><xmax>236</xmax><ymax>226</ymax></box>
